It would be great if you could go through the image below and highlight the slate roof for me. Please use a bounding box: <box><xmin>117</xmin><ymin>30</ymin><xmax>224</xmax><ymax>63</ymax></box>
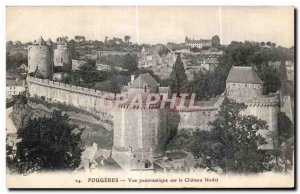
<box><xmin>226</xmin><ymin>66</ymin><xmax>263</xmax><ymax>84</ymax></box>
<box><xmin>131</xmin><ymin>73</ymin><xmax>160</xmax><ymax>88</ymax></box>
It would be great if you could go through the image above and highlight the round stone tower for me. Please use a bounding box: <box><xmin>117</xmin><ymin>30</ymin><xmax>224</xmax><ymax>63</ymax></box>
<box><xmin>28</xmin><ymin>37</ymin><xmax>53</xmax><ymax>79</ymax></box>
<box><xmin>53</xmin><ymin>37</ymin><xmax>71</xmax><ymax>71</ymax></box>
<box><xmin>226</xmin><ymin>66</ymin><xmax>279</xmax><ymax>149</ymax></box>
<box><xmin>226</xmin><ymin>66</ymin><xmax>263</xmax><ymax>98</ymax></box>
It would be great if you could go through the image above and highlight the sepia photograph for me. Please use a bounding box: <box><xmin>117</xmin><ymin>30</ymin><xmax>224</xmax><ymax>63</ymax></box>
<box><xmin>5</xmin><ymin>6</ymin><xmax>295</xmax><ymax>189</ymax></box>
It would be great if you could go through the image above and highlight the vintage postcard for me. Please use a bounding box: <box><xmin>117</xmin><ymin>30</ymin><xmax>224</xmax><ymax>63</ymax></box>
<box><xmin>6</xmin><ymin>6</ymin><xmax>295</xmax><ymax>189</ymax></box>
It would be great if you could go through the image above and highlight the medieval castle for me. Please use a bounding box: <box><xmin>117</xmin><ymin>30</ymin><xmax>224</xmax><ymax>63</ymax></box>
<box><xmin>26</xmin><ymin>37</ymin><xmax>280</xmax><ymax>171</ymax></box>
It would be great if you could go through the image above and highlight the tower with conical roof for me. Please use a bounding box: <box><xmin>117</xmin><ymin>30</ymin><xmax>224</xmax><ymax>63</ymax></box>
<box><xmin>28</xmin><ymin>36</ymin><xmax>53</xmax><ymax>79</ymax></box>
<box><xmin>226</xmin><ymin>66</ymin><xmax>264</xmax><ymax>98</ymax></box>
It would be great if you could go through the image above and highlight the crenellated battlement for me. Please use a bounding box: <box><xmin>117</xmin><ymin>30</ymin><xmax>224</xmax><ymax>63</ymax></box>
<box><xmin>27</xmin><ymin>76</ymin><xmax>115</xmax><ymax>99</ymax></box>
<box><xmin>232</xmin><ymin>95</ymin><xmax>279</xmax><ymax>107</ymax></box>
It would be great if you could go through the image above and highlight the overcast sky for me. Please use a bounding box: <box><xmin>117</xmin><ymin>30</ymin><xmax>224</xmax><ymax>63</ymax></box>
<box><xmin>6</xmin><ymin>6</ymin><xmax>294</xmax><ymax>47</ymax></box>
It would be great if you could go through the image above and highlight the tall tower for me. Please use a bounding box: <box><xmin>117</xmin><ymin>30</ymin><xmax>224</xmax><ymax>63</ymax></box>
<box><xmin>112</xmin><ymin>73</ymin><xmax>170</xmax><ymax>171</ymax></box>
<box><xmin>226</xmin><ymin>66</ymin><xmax>279</xmax><ymax>149</ymax></box>
<box><xmin>28</xmin><ymin>37</ymin><xmax>53</xmax><ymax>79</ymax></box>
<box><xmin>226</xmin><ymin>66</ymin><xmax>264</xmax><ymax>98</ymax></box>
<box><xmin>53</xmin><ymin>37</ymin><xmax>71</xmax><ymax>71</ymax></box>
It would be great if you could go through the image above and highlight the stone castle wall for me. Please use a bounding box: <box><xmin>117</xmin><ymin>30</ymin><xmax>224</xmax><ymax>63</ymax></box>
<box><xmin>27</xmin><ymin>76</ymin><xmax>115</xmax><ymax>113</ymax></box>
<box><xmin>178</xmin><ymin>94</ymin><xmax>279</xmax><ymax>149</ymax></box>
<box><xmin>230</xmin><ymin>95</ymin><xmax>279</xmax><ymax>149</ymax></box>
<box><xmin>27</xmin><ymin>76</ymin><xmax>279</xmax><ymax>135</ymax></box>
<box><xmin>112</xmin><ymin>108</ymin><xmax>168</xmax><ymax>170</ymax></box>
<box><xmin>27</xmin><ymin>75</ymin><xmax>279</xmax><ymax>153</ymax></box>
<box><xmin>177</xmin><ymin>96</ymin><xmax>224</xmax><ymax>130</ymax></box>
<box><xmin>234</xmin><ymin>96</ymin><xmax>279</xmax><ymax>132</ymax></box>
<box><xmin>226</xmin><ymin>83</ymin><xmax>263</xmax><ymax>98</ymax></box>
<box><xmin>178</xmin><ymin>108</ymin><xmax>219</xmax><ymax>130</ymax></box>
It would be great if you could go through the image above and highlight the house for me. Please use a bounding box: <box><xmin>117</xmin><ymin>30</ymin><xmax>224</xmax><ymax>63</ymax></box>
<box><xmin>200</xmin><ymin>58</ymin><xmax>219</xmax><ymax>72</ymax></box>
<box><xmin>185</xmin><ymin>37</ymin><xmax>212</xmax><ymax>49</ymax></box>
<box><xmin>6</xmin><ymin>79</ymin><xmax>26</xmax><ymax>99</ymax></box>
<box><xmin>268</xmin><ymin>61</ymin><xmax>281</xmax><ymax>70</ymax></box>
<box><xmin>96</xmin><ymin>64</ymin><xmax>111</xmax><ymax>71</ymax></box>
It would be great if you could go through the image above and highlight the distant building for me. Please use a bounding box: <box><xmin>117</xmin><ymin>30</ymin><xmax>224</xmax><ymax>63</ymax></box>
<box><xmin>95</xmin><ymin>63</ymin><xmax>123</xmax><ymax>72</ymax></box>
<box><xmin>167</xmin><ymin>43</ymin><xmax>190</xmax><ymax>52</ymax></box>
<box><xmin>138</xmin><ymin>47</ymin><xmax>177</xmax><ymax>79</ymax></box>
<box><xmin>95</xmin><ymin>50</ymin><xmax>128</xmax><ymax>57</ymax></box>
<box><xmin>6</xmin><ymin>79</ymin><xmax>26</xmax><ymax>99</ymax></box>
<box><xmin>268</xmin><ymin>61</ymin><xmax>281</xmax><ymax>70</ymax></box>
<box><xmin>185</xmin><ymin>36</ymin><xmax>212</xmax><ymax>49</ymax></box>
<box><xmin>138</xmin><ymin>47</ymin><xmax>161</xmax><ymax>68</ymax></box>
<box><xmin>200</xmin><ymin>58</ymin><xmax>219</xmax><ymax>72</ymax></box>
<box><xmin>72</xmin><ymin>59</ymin><xmax>87</xmax><ymax>71</ymax></box>
<box><xmin>201</xmin><ymin>50</ymin><xmax>223</xmax><ymax>57</ymax></box>
<box><xmin>96</xmin><ymin>64</ymin><xmax>112</xmax><ymax>71</ymax></box>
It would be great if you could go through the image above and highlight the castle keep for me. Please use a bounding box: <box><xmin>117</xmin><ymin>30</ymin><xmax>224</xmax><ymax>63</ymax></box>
<box><xmin>28</xmin><ymin>37</ymin><xmax>53</xmax><ymax>79</ymax></box>
<box><xmin>26</xmin><ymin>37</ymin><xmax>280</xmax><ymax>170</ymax></box>
<box><xmin>112</xmin><ymin>73</ymin><xmax>171</xmax><ymax>170</ymax></box>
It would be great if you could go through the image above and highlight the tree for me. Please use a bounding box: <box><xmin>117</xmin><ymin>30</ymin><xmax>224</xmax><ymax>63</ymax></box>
<box><xmin>124</xmin><ymin>35</ymin><xmax>131</xmax><ymax>43</ymax></box>
<box><xmin>6</xmin><ymin>52</ymin><xmax>28</xmax><ymax>72</ymax></box>
<box><xmin>123</xmin><ymin>53</ymin><xmax>138</xmax><ymax>73</ymax></box>
<box><xmin>190</xmin><ymin>71</ymin><xmax>212</xmax><ymax>100</ymax></box>
<box><xmin>185</xmin><ymin>36</ymin><xmax>189</xmax><ymax>43</ymax></box>
<box><xmin>16</xmin><ymin>111</ymin><xmax>83</xmax><ymax>174</ymax></box>
<box><xmin>260</xmin><ymin>42</ymin><xmax>265</xmax><ymax>47</ymax></box>
<box><xmin>211</xmin><ymin>35</ymin><xmax>220</xmax><ymax>47</ymax></box>
<box><xmin>190</xmin><ymin>47</ymin><xmax>201</xmax><ymax>52</ymax></box>
<box><xmin>166</xmin><ymin>129</ymin><xmax>192</xmax><ymax>153</ymax></box>
<box><xmin>259</xmin><ymin>66</ymin><xmax>281</xmax><ymax>94</ymax></box>
<box><xmin>170</xmin><ymin>55</ymin><xmax>187</xmax><ymax>95</ymax></box>
<box><xmin>277</xmin><ymin>112</ymin><xmax>294</xmax><ymax>143</ymax></box>
<box><xmin>189</xmin><ymin>98</ymin><xmax>270</xmax><ymax>173</ymax></box>
<box><xmin>68</xmin><ymin>39</ymin><xmax>79</xmax><ymax>60</ymax></box>
<box><xmin>157</xmin><ymin>45</ymin><xmax>170</xmax><ymax>57</ymax></box>
<box><xmin>279</xmin><ymin>61</ymin><xmax>288</xmax><ymax>94</ymax></box>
